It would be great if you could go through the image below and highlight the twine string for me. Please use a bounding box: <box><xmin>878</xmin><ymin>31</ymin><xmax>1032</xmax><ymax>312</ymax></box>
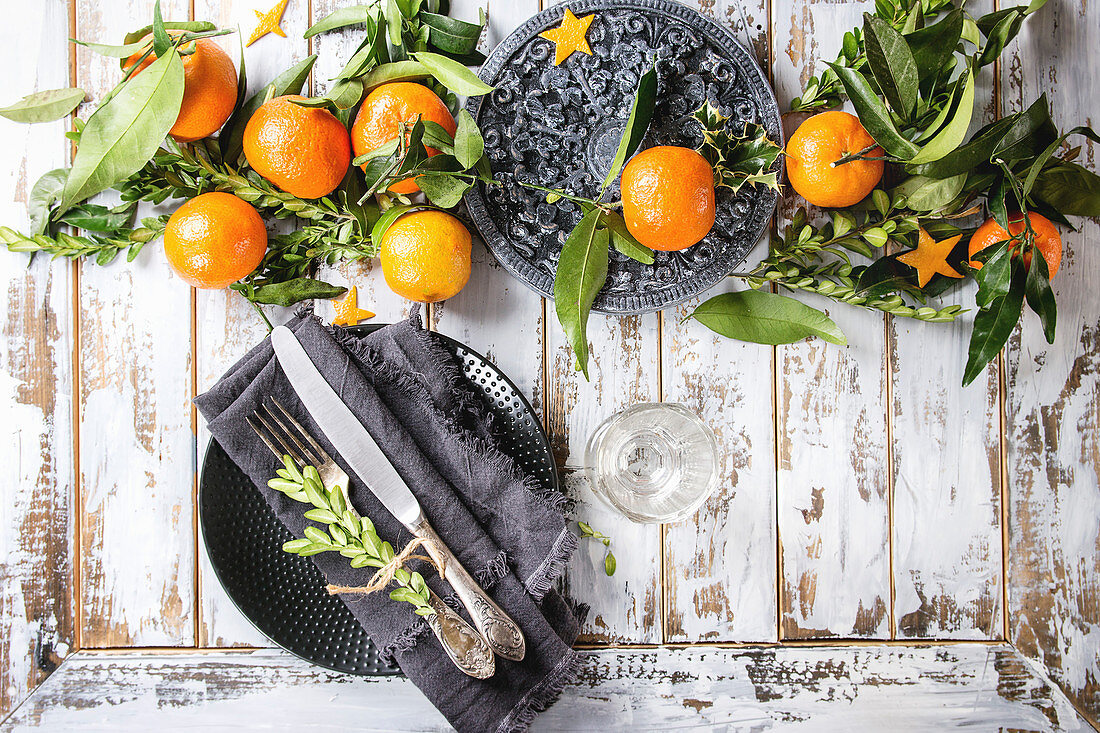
<box><xmin>326</xmin><ymin>536</ymin><xmax>446</xmax><ymax>596</ymax></box>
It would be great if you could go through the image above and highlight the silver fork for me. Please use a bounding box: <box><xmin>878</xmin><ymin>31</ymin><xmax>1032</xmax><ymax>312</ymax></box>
<box><xmin>249</xmin><ymin>397</ymin><xmax>495</xmax><ymax>680</ymax></box>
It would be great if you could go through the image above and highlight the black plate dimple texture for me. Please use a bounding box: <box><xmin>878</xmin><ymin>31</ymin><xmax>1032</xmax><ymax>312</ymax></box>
<box><xmin>199</xmin><ymin>326</ymin><xmax>559</xmax><ymax>676</ymax></box>
<box><xmin>464</xmin><ymin>0</ymin><xmax>783</xmax><ymax>314</ymax></box>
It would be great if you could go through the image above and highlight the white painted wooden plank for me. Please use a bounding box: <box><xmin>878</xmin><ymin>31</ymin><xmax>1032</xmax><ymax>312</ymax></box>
<box><xmin>771</xmin><ymin>0</ymin><xmax>891</xmax><ymax>640</ymax></box>
<box><xmin>311</xmin><ymin>0</ymin><xmax>413</xmax><ymax>326</ymax></box>
<box><xmin>431</xmin><ymin>0</ymin><xmax>546</xmax><ymax>418</ymax></box>
<box><xmin>1003</xmin><ymin>0</ymin><xmax>1100</xmax><ymax>721</ymax></box>
<box><xmin>550</xmin><ymin>314</ymin><xmax>663</xmax><ymax>644</ymax></box>
<box><xmin>889</xmin><ymin>0</ymin><xmax>1002</xmax><ymax>639</ymax></box>
<box><xmin>0</xmin><ymin>0</ymin><xmax>74</xmax><ymax>718</ymax></box>
<box><xmin>74</xmin><ymin>0</ymin><xmax>195</xmax><ymax>648</ymax></box>
<box><xmin>190</xmin><ymin>0</ymin><xmax>309</xmax><ymax>650</ymax></box>
<box><xmin>660</xmin><ymin>0</ymin><xmax>777</xmax><ymax>644</ymax></box>
<box><xmin>4</xmin><ymin>645</ymin><xmax>1088</xmax><ymax>730</ymax></box>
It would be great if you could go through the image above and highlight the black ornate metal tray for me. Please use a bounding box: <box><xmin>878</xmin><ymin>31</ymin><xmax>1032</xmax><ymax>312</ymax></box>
<box><xmin>465</xmin><ymin>0</ymin><xmax>782</xmax><ymax>314</ymax></box>
<box><xmin>199</xmin><ymin>324</ymin><xmax>559</xmax><ymax>675</ymax></box>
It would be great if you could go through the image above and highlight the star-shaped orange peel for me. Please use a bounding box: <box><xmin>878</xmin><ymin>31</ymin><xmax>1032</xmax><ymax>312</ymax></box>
<box><xmin>331</xmin><ymin>286</ymin><xmax>375</xmax><ymax>327</ymax></box>
<box><xmin>538</xmin><ymin>9</ymin><xmax>595</xmax><ymax>65</ymax></box>
<box><xmin>246</xmin><ymin>0</ymin><xmax>290</xmax><ymax>47</ymax></box>
<box><xmin>897</xmin><ymin>228</ymin><xmax>964</xmax><ymax>288</ymax></box>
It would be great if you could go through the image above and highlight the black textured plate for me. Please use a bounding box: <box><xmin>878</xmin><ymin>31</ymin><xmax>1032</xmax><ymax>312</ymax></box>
<box><xmin>465</xmin><ymin>0</ymin><xmax>782</xmax><ymax>314</ymax></box>
<box><xmin>199</xmin><ymin>325</ymin><xmax>558</xmax><ymax>675</ymax></box>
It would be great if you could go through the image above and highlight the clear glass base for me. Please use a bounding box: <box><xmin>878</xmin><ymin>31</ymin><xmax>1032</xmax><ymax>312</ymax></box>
<box><xmin>585</xmin><ymin>403</ymin><xmax>720</xmax><ymax>524</ymax></box>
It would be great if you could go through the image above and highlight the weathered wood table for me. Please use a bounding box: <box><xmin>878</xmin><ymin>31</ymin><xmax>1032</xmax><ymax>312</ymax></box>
<box><xmin>2</xmin><ymin>0</ymin><xmax>1098</xmax><ymax>729</ymax></box>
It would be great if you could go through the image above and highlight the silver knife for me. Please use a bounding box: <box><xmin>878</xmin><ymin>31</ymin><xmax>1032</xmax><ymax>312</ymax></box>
<box><xmin>271</xmin><ymin>325</ymin><xmax>526</xmax><ymax>662</ymax></box>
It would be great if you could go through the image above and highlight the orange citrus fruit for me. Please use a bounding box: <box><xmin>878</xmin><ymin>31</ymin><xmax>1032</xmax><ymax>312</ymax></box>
<box><xmin>620</xmin><ymin>146</ymin><xmax>715</xmax><ymax>251</ymax></box>
<box><xmin>380</xmin><ymin>210</ymin><xmax>471</xmax><ymax>302</ymax></box>
<box><xmin>243</xmin><ymin>95</ymin><xmax>351</xmax><ymax>199</ymax></box>
<box><xmin>164</xmin><ymin>192</ymin><xmax>267</xmax><ymax>289</ymax></box>
<box><xmin>785</xmin><ymin>111</ymin><xmax>884</xmax><ymax>208</ymax></box>
<box><xmin>124</xmin><ymin>36</ymin><xmax>238</xmax><ymax>143</ymax></box>
<box><xmin>968</xmin><ymin>211</ymin><xmax>1062</xmax><ymax>279</ymax></box>
<box><xmin>351</xmin><ymin>82</ymin><xmax>457</xmax><ymax>195</ymax></box>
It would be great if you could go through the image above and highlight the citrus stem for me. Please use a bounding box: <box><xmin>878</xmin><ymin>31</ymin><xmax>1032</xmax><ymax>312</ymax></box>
<box><xmin>519</xmin><ymin>182</ymin><xmax>614</xmax><ymax>211</ymax></box>
<box><xmin>833</xmin><ymin>142</ymin><xmax>883</xmax><ymax>167</ymax></box>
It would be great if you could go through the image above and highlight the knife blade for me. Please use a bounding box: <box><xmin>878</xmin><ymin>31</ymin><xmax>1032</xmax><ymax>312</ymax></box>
<box><xmin>270</xmin><ymin>325</ymin><xmax>526</xmax><ymax>661</ymax></box>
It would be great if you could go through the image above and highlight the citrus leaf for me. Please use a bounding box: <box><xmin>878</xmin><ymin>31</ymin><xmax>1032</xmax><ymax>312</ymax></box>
<box><xmin>453</xmin><ymin>108</ymin><xmax>483</xmax><ymax>169</ymax></box>
<box><xmin>248</xmin><ymin>278</ymin><xmax>348</xmax><ymax>306</ymax></box>
<box><xmin>825</xmin><ymin>63</ymin><xmax>919</xmax><ymax>159</ymax></box>
<box><xmin>0</xmin><ymin>87</ymin><xmax>85</xmax><ymax>123</ymax></box>
<box><xmin>411</xmin><ymin>51</ymin><xmax>493</xmax><ymax>96</ymax></box>
<box><xmin>602</xmin><ymin>211</ymin><xmax>654</xmax><ymax>264</ymax></box>
<box><xmin>151</xmin><ymin>0</ymin><xmax>172</xmax><ymax>57</ymax></box>
<box><xmin>27</xmin><ymin>169</ymin><xmax>69</xmax><ymax>235</ymax></box>
<box><xmin>892</xmin><ymin>173</ymin><xmax>965</xmax><ymax>211</ymax></box>
<box><xmin>420</xmin><ymin>12</ymin><xmax>483</xmax><ymax>56</ymax></box>
<box><xmin>689</xmin><ymin>289</ymin><xmax>847</xmax><ymax>346</ymax></box>
<box><xmin>71</xmin><ymin>38</ymin><xmax>150</xmax><ymax>58</ymax></box>
<box><xmin>123</xmin><ymin>20</ymin><xmax>215</xmax><ymax>45</ymax></box>
<box><xmin>554</xmin><ymin>210</ymin><xmax>609</xmax><ymax>380</ymax></box>
<box><xmin>1021</xmin><ymin>125</ymin><xmax>1100</xmax><ymax>199</ymax></box>
<box><xmin>417</xmin><ymin>173</ymin><xmax>472</xmax><ymax>207</ymax></box>
<box><xmin>362</xmin><ymin>60</ymin><xmax>432</xmax><ymax>91</ymax></box>
<box><xmin>908</xmin><ymin>66</ymin><xmax>974</xmax><ymax>164</ymax></box>
<box><xmin>601</xmin><ymin>65</ymin><xmax>657</xmax><ymax>192</ymax></box>
<box><xmin>863</xmin><ymin>14</ymin><xmax>918</xmax><ymax>119</ymax></box>
<box><xmin>304</xmin><ymin>5</ymin><xmax>374</xmax><ymax>38</ymax></box>
<box><xmin>1024</xmin><ymin>246</ymin><xmax>1056</xmax><ymax>343</ymax></box>
<box><xmin>1032</xmin><ymin>162</ymin><xmax>1100</xmax><ymax>217</ymax></box>
<box><xmin>905</xmin><ymin>9</ymin><xmax>963</xmax><ymax>89</ymax></box>
<box><xmin>370</xmin><ymin>203</ymin><xmax>418</xmax><ymax>242</ymax></box>
<box><xmin>61</xmin><ymin>51</ymin><xmax>184</xmax><ymax>211</ymax></box>
<box><xmin>964</xmin><ymin>262</ymin><xmax>1025</xmax><ymax>386</ymax></box>
<box><xmin>220</xmin><ymin>54</ymin><xmax>317</xmax><ymax>163</ymax></box>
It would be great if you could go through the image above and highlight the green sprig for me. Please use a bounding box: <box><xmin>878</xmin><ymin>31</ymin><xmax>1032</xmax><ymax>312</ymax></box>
<box><xmin>578</xmin><ymin>521</ymin><xmax>616</xmax><ymax>577</ymax></box>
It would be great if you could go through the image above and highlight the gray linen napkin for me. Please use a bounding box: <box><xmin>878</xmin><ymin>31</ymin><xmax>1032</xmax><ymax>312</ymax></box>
<box><xmin>196</xmin><ymin>311</ymin><xmax>584</xmax><ymax>733</ymax></box>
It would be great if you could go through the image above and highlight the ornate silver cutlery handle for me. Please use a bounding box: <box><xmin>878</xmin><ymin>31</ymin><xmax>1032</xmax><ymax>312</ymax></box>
<box><xmin>411</xmin><ymin>516</ymin><xmax>526</xmax><ymax>662</ymax></box>
<box><xmin>425</xmin><ymin>589</ymin><xmax>496</xmax><ymax>679</ymax></box>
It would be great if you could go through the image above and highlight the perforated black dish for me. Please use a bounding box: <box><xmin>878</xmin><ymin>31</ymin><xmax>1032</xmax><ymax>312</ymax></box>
<box><xmin>199</xmin><ymin>324</ymin><xmax>558</xmax><ymax>675</ymax></box>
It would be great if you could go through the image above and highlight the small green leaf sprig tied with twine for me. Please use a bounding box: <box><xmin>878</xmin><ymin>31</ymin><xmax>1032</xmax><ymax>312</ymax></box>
<box><xmin>534</xmin><ymin>66</ymin><xmax>785</xmax><ymax>380</ymax></box>
<box><xmin>268</xmin><ymin>455</ymin><xmax>436</xmax><ymax>618</ymax></box>
<box><xmin>577</xmin><ymin>521</ymin><xmax>616</xmax><ymax>577</ymax></box>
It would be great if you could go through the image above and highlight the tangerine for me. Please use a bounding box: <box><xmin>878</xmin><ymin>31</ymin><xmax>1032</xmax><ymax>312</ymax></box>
<box><xmin>968</xmin><ymin>211</ymin><xmax>1062</xmax><ymax>278</ymax></box>
<box><xmin>124</xmin><ymin>36</ymin><xmax>237</xmax><ymax>143</ymax></box>
<box><xmin>243</xmin><ymin>95</ymin><xmax>351</xmax><ymax>199</ymax></box>
<box><xmin>164</xmin><ymin>192</ymin><xmax>267</xmax><ymax>289</ymax></box>
<box><xmin>620</xmin><ymin>146</ymin><xmax>715</xmax><ymax>251</ymax></box>
<box><xmin>380</xmin><ymin>210</ymin><xmax>471</xmax><ymax>302</ymax></box>
<box><xmin>351</xmin><ymin>82</ymin><xmax>456</xmax><ymax>195</ymax></box>
<box><xmin>785</xmin><ymin>111</ymin><xmax>884</xmax><ymax>208</ymax></box>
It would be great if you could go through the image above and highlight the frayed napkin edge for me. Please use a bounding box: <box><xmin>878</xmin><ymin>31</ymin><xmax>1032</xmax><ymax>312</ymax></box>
<box><xmin>496</xmin><ymin>649</ymin><xmax>584</xmax><ymax>733</ymax></box>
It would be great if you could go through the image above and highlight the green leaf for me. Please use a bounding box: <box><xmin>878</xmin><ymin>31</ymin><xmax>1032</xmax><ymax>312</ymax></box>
<box><xmin>123</xmin><ymin>20</ymin><xmax>215</xmax><ymax>45</ymax></box>
<box><xmin>689</xmin><ymin>290</ymin><xmax>847</xmax><ymax>346</ymax></box>
<box><xmin>72</xmin><ymin>38</ymin><xmax>150</xmax><ymax>58</ymax></box>
<box><xmin>362</xmin><ymin>60</ymin><xmax>432</xmax><ymax>91</ymax></box>
<box><xmin>247</xmin><ymin>278</ymin><xmax>348</xmax><ymax>306</ymax></box>
<box><xmin>974</xmin><ymin>240</ymin><xmax>1012</xmax><ymax>309</ymax></box>
<box><xmin>553</xmin><ymin>210</ymin><xmax>610</xmax><ymax>380</ymax></box>
<box><xmin>61</xmin><ymin>51</ymin><xmax>184</xmax><ymax>211</ymax></box>
<box><xmin>892</xmin><ymin>173</ymin><xmax>965</xmax><ymax>211</ymax></box>
<box><xmin>603</xmin><ymin>212</ymin><xmax>654</xmax><ymax>264</ymax></box>
<box><xmin>905</xmin><ymin>9</ymin><xmax>963</xmax><ymax>89</ymax></box>
<box><xmin>1021</xmin><ymin>125</ymin><xmax>1100</xmax><ymax>199</ymax></box>
<box><xmin>384</xmin><ymin>0</ymin><xmax>404</xmax><ymax>47</ymax></box>
<box><xmin>964</xmin><ymin>262</ymin><xmax>1025</xmax><ymax>386</ymax></box>
<box><xmin>908</xmin><ymin>66</ymin><xmax>974</xmax><ymax>164</ymax></box>
<box><xmin>151</xmin><ymin>0</ymin><xmax>172</xmax><ymax>57</ymax></box>
<box><xmin>57</xmin><ymin>203</ymin><xmax>134</xmax><ymax>231</ymax></box>
<box><xmin>0</xmin><ymin>87</ymin><xmax>85</xmax><ymax>123</ymax></box>
<box><xmin>577</xmin><ymin>521</ymin><xmax>594</xmax><ymax>536</ymax></box>
<box><xmin>1032</xmin><ymin>162</ymin><xmax>1100</xmax><ymax>217</ymax></box>
<box><xmin>863</xmin><ymin>14</ymin><xmax>919</xmax><ymax>119</ymax></box>
<box><xmin>453</xmin><ymin>109</ymin><xmax>483</xmax><ymax>169</ymax></box>
<box><xmin>421</xmin><ymin>12</ymin><xmax>483</xmax><ymax>55</ymax></box>
<box><xmin>304</xmin><ymin>526</ymin><xmax>330</xmax><ymax>544</ymax></box>
<box><xmin>371</xmin><ymin>203</ymin><xmax>418</xmax><ymax>242</ymax></box>
<box><xmin>977</xmin><ymin>9</ymin><xmax>1024</xmax><ymax>69</ymax></box>
<box><xmin>601</xmin><ymin>66</ymin><xmax>657</xmax><ymax>192</ymax></box>
<box><xmin>28</xmin><ymin>169</ymin><xmax>69</xmax><ymax>235</ymax></box>
<box><xmin>604</xmin><ymin>552</ymin><xmax>617</xmax><ymax>577</ymax></box>
<box><xmin>410</xmin><ymin>51</ymin><xmax>493</xmax><ymax>96</ymax></box>
<box><xmin>416</xmin><ymin>173</ymin><xmax>472</xmax><ymax>207</ymax></box>
<box><xmin>1024</xmin><ymin>246</ymin><xmax>1056</xmax><ymax>344</ymax></box>
<box><xmin>221</xmin><ymin>54</ymin><xmax>317</xmax><ymax>163</ymax></box>
<box><xmin>421</xmin><ymin>120</ymin><xmax>455</xmax><ymax>153</ymax></box>
<box><xmin>304</xmin><ymin>508</ymin><xmax>339</xmax><ymax>524</ymax></box>
<box><xmin>825</xmin><ymin>63</ymin><xmax>919</xmax><ymax>159</ymax></box>
<box><xmin>282</xmin><ymin>538</ymin><xmax>311</xmax><ymax>553</ymax></box>
<box><xmin>304</xmin><ymin>5</ymin><xmax>374</xmax><ymax>38</ymax></box>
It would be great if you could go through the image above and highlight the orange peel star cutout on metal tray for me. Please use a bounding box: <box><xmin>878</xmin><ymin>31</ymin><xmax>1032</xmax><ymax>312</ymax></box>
<box><xmin>331</xmin><ymin>286</ymin><xmax>375</xmax><ymax>327</ymax></box>
<box><xmin>897</xmin><ymin>228</ymin><xmax>964</xmax><ymax>288</ymax></box>
<box><xmin>247</xmin><ymin>0</ymin><xmax>290</xmax><ymax>47</ymax></box>
<box><xmin>538</xmin><ymin>9</ymin><xmax>595</xmax><ymax>65</ymax></box>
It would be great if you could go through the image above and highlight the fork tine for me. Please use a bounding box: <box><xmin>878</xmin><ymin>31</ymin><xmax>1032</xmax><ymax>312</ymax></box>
<box><xmin>252</xmin><ymin>407</ymin><xmax>309</xmax><ymax>469</ymax></box>
<box><xmin>261</xmin><ymin>398</ymin><xmax>324</xmax><ymax>467</ymax></box>
<box><xmin>247</xmin><ymin>414</ymin><xmax>286</xmax><ymax>463</ymax></box>
<box><xmin>268</xmin><ymin>397</ymin><xmax>332</xmax><ymax>466</ymax></box>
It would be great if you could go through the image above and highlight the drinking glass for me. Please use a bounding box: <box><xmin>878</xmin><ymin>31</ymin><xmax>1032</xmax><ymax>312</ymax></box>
<box><xmin>584</xmin><ymin>403</ymin><xmax>720</xmax><ymax>523</ymax></box>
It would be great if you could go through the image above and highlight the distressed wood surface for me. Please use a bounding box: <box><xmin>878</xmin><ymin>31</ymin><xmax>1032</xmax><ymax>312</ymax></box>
<box><xmin>4</xmin><ymin>645</ymin><xmax>1089</xmax><ymax>731</ymax></box>
<box><xmin>73</xmin><ymin>0</ymin><xmax>195</xmax><ymax>649</ymax></box>
<box><xmin>1003</xmin><ymin>0</ymin><xmax>1100</xmax><ymax>721</ymax></box>
<box><xmin>0</xmin><ymin>0</ymin><xmax>74</xmax><ymax>719</ymax></box>
<box><xmin>659</xmin><ymin>1</ymin><xmax>778</xmax><ymax>645</ymax></box>
<box><xmin>889</xmin><ymin>0</ymin><xmax>1003</xmax><ymax>641</ymax></box>
<box><xmin>771</xmin><ymin>2</ymin><xmax>892</xmax><ymax>640</ymax></box>
<box><xmin>191</xmin><ymin>0</ymin><xmax>309</xmax><ymax>649</ymax></box>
